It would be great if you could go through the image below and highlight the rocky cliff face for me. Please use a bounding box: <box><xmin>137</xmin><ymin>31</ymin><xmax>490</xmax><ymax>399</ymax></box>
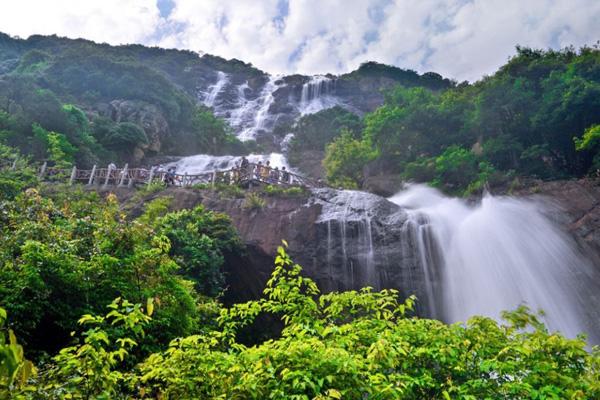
<box><xmin>0</xmin><ymin>34</ymin><xmax>455</xmax><ymax>164</ymax></box>
<box><xmin>96</xmin><ymin>100</ymin><xmax>170</xmax><ymax>162</ymax></box>
<box><xmin>197</xmin><ymin>64</ymin><xmax>453</xmax><ymax>145</ymax></box>
<box><xmin>123</xmin><ymin>186</ymin><xmax>440</xmax><ymax>315</ymax></box>
<box><xmin>515</xmin><ymin>178</ymin><xmax>600</xmax><ymax>262</ymax></box>
<box><xmin>121</xmin><ymin>178</ymin><xmax>600</xmax><ymax>320</ymax></box>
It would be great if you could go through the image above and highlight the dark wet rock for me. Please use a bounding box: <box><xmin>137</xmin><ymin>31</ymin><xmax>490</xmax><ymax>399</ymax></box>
<box><xmin>106</xmin><ymin>177</ymin><xmax>600</xmax><ymax>318</ymax></box>
<box><xmin>118</xmin><ymin>186</ymin><xmax>432</xmax><ymax>312</ymax></box>
<box><xmin>513</xmin><ymin>178</ymin><xmax>600</xmax><ymax>262</ymax></box>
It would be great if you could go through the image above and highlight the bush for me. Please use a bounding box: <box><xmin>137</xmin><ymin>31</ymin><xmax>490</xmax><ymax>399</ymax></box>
<box><xmin>153</xmin><ymin>205</ymin><xmax>242</xmax><ymax>297</ymax></box>
<box><xmin>243</xmin><ymin>192</ymin><xmax>266</xmax><ymax>210</ymax></box>
<box><xmin>262</xmin><ymin>185</ymin><xmax>307</xmax><ymax>197</ymax></box>
<box><xmin>0</xmin><ymin>189</ymin><xmax>199</xmax><ymax>356</ymax></box>
<box><xmin>402</xmin><ymin>146</ymin><xmax>500</xmax><ymax>196</ymax></box>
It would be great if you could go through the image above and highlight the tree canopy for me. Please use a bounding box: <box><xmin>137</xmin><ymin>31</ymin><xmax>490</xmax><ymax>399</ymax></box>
<box><xmin>323</xmin><ymin>46</ymin><xmax>600</xmax><ymax>194</ymax></box>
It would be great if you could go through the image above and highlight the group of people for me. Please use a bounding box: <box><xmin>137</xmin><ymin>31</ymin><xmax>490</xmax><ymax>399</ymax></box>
<box><xmin>235</xmin><ymin>156</ymin><xmax>292</xmax><ymax>185</ymax></box>
<box><xmin>104</xmin><ymin>157</ymin><xmax>295</xmax><ymax>187</ymax></box>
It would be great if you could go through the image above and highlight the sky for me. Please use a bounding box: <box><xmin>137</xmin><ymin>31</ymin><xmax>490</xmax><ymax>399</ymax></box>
<box><xmin>0</xmin><ymin>0</ymin><xmax>599</xmax><ymax>82</ymax></box>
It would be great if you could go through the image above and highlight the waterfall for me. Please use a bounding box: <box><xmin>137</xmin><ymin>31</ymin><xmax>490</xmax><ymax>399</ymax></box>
<box><xmin>165</xmin><ymin>152</ymin><xmax>290</xmax><ymax>175</ymax></box>
<box><xmin>197</xmin><ymin>72</ymin><xmax>345</xmax><ymax>143</ymax></box>
<box><xmin>316</xmin><ymin>189</ymin><xmax>384</xmax><ymax>289</ymax></box>
<box><xmin>389</xmin><ymin>184</ymin><xmax>600</xmax><ymax>340</ymax></box>
<box><xmin>238</xmin><ymin>76</ymin><xmax>280</xmax><ymax>141</ymax></box>
<box><xmin>203</xmin><ymin>71</ymin><xmax>229</xmax><ymax>107</ymax></box>
<box><xmin>228</xmin><ymin>82</ymin><xmax>251</xmax><ymax>128</ymax></box>
<box><xmin>298</xmin><ymin>76</ymin><xmax>339</xmax><ymax>115</ymax></box>
<box><xmin>280</xmin><ymin>133</ymin><xmax>295</xmax><ymax>152</ymax></box>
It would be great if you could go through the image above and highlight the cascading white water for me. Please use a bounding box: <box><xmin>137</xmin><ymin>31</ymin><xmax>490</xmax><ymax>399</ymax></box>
<box><xmin>164</xmin><ymin>152</ymin><xmax>290</xmax><ymax>175</ymax></box>
<box><xmin>227</xmin><ymin>82</ymin><xmax>251</xmax><ymax>128</ymax></box>
<box><xmin>199</xmin><ymin>74</ymin><xmax>282</xmax><ymax>142</ymax></box>
<box><xmin>238</xmin><ymin>76</ymin><xmax>280</xmax><ymax>141</ymax></box>
<box><xmin>389</xmin><ymin>184</ymin><xmax>600</xmax><ymax>339</ymax></box>
<box><xmin>298</xmin><ymin>75</ymin><xmax>339</xmax><ymax>115</ymax></box>
<box><xmin>280</xmin><ymin>133</ymin><xmax>295</xmax><ymax>152</ymax></box>
<box><xmin>198</xmin><ymin>72</ymin><xmax>345</xmax><ymax>143</ymax></box>
<box><xmin>203</xmin><ymin>71</ymin><xmax>229</xmax><ymax>107</ymax></box>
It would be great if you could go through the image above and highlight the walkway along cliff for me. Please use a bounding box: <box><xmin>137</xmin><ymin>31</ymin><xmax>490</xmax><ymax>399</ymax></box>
<box><xmin>33</xmin><ymin>160</ymin><xmax>324</xmax><ymax>189</ymax></box>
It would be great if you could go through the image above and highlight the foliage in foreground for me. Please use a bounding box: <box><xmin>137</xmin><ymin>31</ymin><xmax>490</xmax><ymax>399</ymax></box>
<box><xmin>0</xmin><ymin>239</ymin><xmax>599</xmax><ymax>398</ymax></box>
<box><xmin>0</xmin><ymin>166</ymin><xmax>241</xmax><ymax>359</ymax></box>
<box><xmin>134</xmin><ymin>245</ymin><xmax>600</xmax><ymax>399</ymax></box>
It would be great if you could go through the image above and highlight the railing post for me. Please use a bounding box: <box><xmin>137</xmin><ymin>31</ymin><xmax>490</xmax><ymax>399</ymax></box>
<box><xmin>211</xmin><ymin>171</ymin><xmax>216</xmax><ymax>187</ymax></box>
<box><xmin>38</xmin><ymin>161</ymin><xmax>47</xmax><ymax>179</ymax></box>
<box><xmin>147</xmin><ymin>168</ymin><xmax>155</xmax><ymax>187</ymax></box>
<box><xmin>183</xmin><ymin>172</ymin><xmax>188</xmax><ymax>187</ymax></box>
<box><xmin>103</xmin><ymin>164</ymin><xmax>113</xmax><ymax>188</ymax></box>
<box><xmin>88</xmin><ymin>165</ymin><xmax>97</xmax><ymax>185</ymax></box>
<box><xmin>119</xmin><ymin>164</ymin><xmax>128</xmax><ymax>187</ymax></box>
<box><xmin>69</xmin><ymin>166</ymin><xmax>77</xmax><ymax>185</ymax></box>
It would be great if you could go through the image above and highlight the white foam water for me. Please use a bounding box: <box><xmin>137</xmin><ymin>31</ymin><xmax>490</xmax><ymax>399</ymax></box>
<box><xmin>237</xmin><ymin>76</ymin><xmax>280</xmax><ymax>141</ymax></box>
<box><xmin>165</xmin><ymin>152</ymin><xmax>290</xmax><ymax>175</ymax></box>
<box><xmin>389</xmin><ymin>184</ymin><xmax>600</xmax><ymax>339</ymax></box>
<box><xmin>203</xmin><ymin>71</ymin><xmax>229</xmax><ymax>107</ymax></box>
<box><xmin>298</xmin><ymin>75</ymin><xmax>340</xmax><ymax>115</ymax></box>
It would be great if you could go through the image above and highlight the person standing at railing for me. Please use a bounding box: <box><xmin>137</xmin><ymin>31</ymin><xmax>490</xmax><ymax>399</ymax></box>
<box><xmin>260</xmin><ymin>161</ymin><xmax>270</xmax><ymax>182</ymax></box>
<box><xmin>231</xmin><ymin>162</ymin><xmax>240</xmax><ymax>184</ymax></box>
<box><xmin>254</xmin><ymin>161</ymin><xmax>263</xmax><ymax>180</ymax></box>
<box><xmin>240</xmin><ymin>156</ymin><xmax>249</xmax><ymax>180</ymax></box>
<box><xmin>165</xmin><ymin>167</ymin><xmax>176</xmax><ymax>186</ymax></box>
<box><xmin>281</xmin><ymin>166</ymin><xmax>290</xmax><ymax>184</ymax></box>
<box><xmin>270</xmin><ymin>166</ymin><xmax>280</xmax><ymax>184</ymax></box>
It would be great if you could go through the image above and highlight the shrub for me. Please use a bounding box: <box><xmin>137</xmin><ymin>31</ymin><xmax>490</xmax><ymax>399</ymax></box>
<box><xmin>243</xmin><ymin>192</ymin><xmax>266</xmax><ymax>210</ymax></box>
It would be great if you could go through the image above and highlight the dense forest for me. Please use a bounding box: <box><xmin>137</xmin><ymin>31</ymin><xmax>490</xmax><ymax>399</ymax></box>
<box><xmin>3</xmin><ymin>33</ymin><xmax>600</xmax><ymax>195</ymax></box>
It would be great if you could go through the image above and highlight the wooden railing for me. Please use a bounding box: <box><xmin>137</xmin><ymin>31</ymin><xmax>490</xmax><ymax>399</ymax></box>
<box><xmin>6</xmin><ymin>160</ymin><xmax>325</xmax><ymax>189</ymax></box>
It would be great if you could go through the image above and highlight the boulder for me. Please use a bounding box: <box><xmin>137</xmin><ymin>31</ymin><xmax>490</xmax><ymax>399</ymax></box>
<box><xmin>97</xmin><ymin>99</ymin><xmax>170</xmax><ymax>160</ymax></box>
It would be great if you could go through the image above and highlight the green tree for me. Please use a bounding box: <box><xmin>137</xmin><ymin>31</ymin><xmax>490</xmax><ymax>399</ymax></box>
<box><xmin>153</xmin><ymin>205</ymin><xmax>243</xmax><ymax>297</ymax></box>
<box><xmin>575</xmin><ymin>124</ymin><xmax>600</xmax><ymax>171</ymax></box>
<box><xmin>31</xmin><ymin>123</ymin><xmax>75</xmax><ymax>168</ymax></box>
<box><xmin>40</xmin><ymin>298</ymin><xmax>152</xmax><ymax>399</ymax></box>
<box><xmin>0</xmin><ymin>189</ymin><xmax>198</xmax><ymax>356</ymax></box>
<box><xmin>180</xmin><ymin>107</ymin><xmax>244</xmax><ymax>155</ymax></box>
<box><xmin>323</xmin><ymin>129</ymin><xmax>376</xmax><ymax>188</ymax></box>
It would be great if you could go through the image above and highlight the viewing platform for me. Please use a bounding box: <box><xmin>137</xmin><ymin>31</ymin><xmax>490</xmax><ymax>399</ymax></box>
<box><xmin>2</xmin><ymin>159</ymin><xmax>325</xmax><ymax>190</ymax></box>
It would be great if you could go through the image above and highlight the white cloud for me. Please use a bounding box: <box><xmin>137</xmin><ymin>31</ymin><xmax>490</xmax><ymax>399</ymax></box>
<box><xmin>0</xmin><ymin>0</ymin><xmax>598</xmax><ymax>81</ymax></box>
<box><xmin>0</xmin><ymin>0</ymin><xmax>161</xmax><ymax>44</ymax></box>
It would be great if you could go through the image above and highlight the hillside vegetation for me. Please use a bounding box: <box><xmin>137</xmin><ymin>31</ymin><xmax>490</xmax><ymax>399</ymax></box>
<box><xmin>322</xmin><ymin>46</ymin><xmax>600</xmax><ymax>194</ymax></box>
<box><xmin>0</xmin><ymin>33</ymin><xmax>248</xmax><ymax>167</ymax></box>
